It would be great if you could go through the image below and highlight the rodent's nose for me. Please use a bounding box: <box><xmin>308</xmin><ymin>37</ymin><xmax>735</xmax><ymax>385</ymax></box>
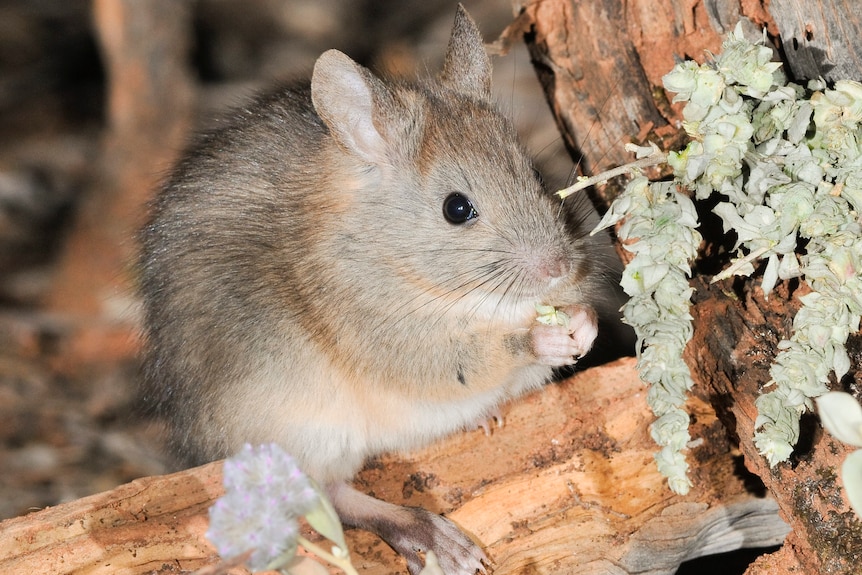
<box><xmin>519</xmin><ymin>244</ymin><xmax>571</xmax><ymax>283</ymax></box>
<box><xmin>533</xmin><ymin>254</ymin><xmax>568</xmax><ymax>281</ymax></box>
<box><xmin>543</xmin><ymin>257</ymin><xmax>567</xmax><ymax>280</ymax></box>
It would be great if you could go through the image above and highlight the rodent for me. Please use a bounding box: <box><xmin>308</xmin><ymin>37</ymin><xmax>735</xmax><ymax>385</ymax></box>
<box><xmin>139</xmin><ymin>5</ymin><xmax>600</xmax><ymax>574</ymax></box>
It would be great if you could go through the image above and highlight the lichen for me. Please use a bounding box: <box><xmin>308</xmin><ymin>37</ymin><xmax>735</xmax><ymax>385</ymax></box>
<box><xmin>589</xmin><ymin>23</ymin><xmax>862</xmax><ymax>492</ymax></box>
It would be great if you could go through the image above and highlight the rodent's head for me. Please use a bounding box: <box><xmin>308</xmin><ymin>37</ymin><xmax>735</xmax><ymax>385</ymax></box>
<box><xmin>309</xmin><ymin>6</ymin><xmax>594</xmax><ymax>324</ymax></box>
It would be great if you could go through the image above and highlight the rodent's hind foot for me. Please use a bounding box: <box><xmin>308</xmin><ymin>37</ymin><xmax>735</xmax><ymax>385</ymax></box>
<box><xmin>531</xmin><ymin>304</ymin><xmax>598</xmax><ymax>366</ymax></box>
<box><xmin>327</xmin><ymin>482</ymin><xmax>489</xmax><ymax>575</ymax></box>
<box><xmin>388</xmin><ymin>507</ymin><xmax>489</xmax><ymax>575</ymax></box>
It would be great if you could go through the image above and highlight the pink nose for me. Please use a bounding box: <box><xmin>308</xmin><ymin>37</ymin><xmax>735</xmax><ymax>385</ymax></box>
<box><xmin>545</xmin><ymin>259</ymin><xmax>565</xmax><ymax>279</ymax></box>
<box><xmin>535</xmin><ymin>255</ymin><xmax>567</xmax><ymax>280</ymax></box>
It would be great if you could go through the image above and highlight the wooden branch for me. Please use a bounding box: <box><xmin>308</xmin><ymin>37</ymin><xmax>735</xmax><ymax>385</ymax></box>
<box><xmin>770</xmin><ymin>0</ymin><xmax>862</xmax><ymax>82</ymax></box>
<box><xmin>0</xmin><ymin>359</ymin><xmax>788</xmax><ymax>574</ymax></box>
<box><xmin>0</xmin><ymin>461</ymin><xmax>221</xmax><ymax>574</ymax></box>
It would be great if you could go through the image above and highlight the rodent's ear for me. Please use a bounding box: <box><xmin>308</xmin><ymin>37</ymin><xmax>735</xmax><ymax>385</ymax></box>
<box><xmin>439</xmin><ymin>4</ymin><xmax>492</xmax><ymax>102</ymax></box>
<box><xmin>311</xmin><ymin>50</ymin><xmax>395</xmax><ymax>164</ymax></box>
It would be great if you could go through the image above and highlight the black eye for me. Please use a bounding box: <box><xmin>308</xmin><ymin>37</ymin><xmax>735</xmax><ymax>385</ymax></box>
<box><xmin>442</xmin><ymin>193</ymin><xmax>478</xmax><ymax>224</ymax></box>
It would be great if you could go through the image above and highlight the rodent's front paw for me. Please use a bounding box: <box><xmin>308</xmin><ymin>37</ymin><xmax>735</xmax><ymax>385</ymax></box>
<box><xmin>532</xmin><ymin>305</ymin><xmax>598</xmax><ymax>366</ymax></box>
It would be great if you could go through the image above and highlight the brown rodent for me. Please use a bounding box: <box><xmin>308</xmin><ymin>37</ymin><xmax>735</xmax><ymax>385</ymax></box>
<box><xmin>139</xmin><ymin>5</ymin><xmax>599</xmax><ymax>574</ymax></box>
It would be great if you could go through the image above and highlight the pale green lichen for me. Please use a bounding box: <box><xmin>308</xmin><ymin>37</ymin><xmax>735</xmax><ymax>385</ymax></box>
<box><xmin>816</xmin><ymin>392</ymin><xmax>862</xmax><ymax>518</ymax></box>
<box><xmin>593</xmin><ymin>174</ymin><xmax>701</xmax><ymax>495</ymax></box>
<box><xmin>535</xmin><ymin>303</ymin><xmax>571</xmax><ymax>327</ymax></box>
<box><xmin>589</xmin><ymin>22</ymin><xmax>862</xmax><ymax>490</ymax></box>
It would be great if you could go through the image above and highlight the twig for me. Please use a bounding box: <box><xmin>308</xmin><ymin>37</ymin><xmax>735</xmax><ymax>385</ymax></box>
<box><xmin>556</xmin><ymin>150</ymin><xmax>668</xmax><ymax>199</ymax></box>
<box><xmin>710</xmin><ymin>245</ymin><xmax>772</xmax><ymax>283</ymax></box>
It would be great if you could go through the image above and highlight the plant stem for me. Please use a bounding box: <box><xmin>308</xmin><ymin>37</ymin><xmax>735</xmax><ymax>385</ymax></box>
<box><xmin>296</xmin><ymin>535</ymin><xmax>360</xmax><ymax>575</ymax></box>
<box><xmin>711</xmin><ymin>245</ymin><xmax>772</xmax><ymax>283</ymax></box>
<box><xmin>556</xmin><ymin>151</ymin><xmax>668</xmax><ymax>199</ymax></box>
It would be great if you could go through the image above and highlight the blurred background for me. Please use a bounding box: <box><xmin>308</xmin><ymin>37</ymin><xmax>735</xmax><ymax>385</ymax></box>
<box><xmin>0</xmin><ymin>0</ymin><xmax>624</xmax><ymax>522</ymax></box>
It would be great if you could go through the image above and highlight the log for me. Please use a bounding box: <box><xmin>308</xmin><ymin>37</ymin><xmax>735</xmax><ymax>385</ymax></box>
<box><xmin>512</xmin><ymin>0</ymin><xmax>862</xmax><ymax>572</ymax></box>
<box><xmin>0</xmin><ymin>359</ymin><xmax>789</xmax><ymax>574</ymax></box>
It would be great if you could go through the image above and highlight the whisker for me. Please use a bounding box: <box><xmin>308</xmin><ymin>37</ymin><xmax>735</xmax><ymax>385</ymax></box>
<box><xmin>460</xmin><ymin>262</ymin><xmax>523</xmax><ymax>324</ymax></box>
<box><xmin>422</xmin><ymin>261</ymin><xmax>519</xmax><ymax>334</ymax></box>
<box><xmin>367</xmin><ymin>254</ymin><xmax>516</xmax><ymax>335</ymax></box>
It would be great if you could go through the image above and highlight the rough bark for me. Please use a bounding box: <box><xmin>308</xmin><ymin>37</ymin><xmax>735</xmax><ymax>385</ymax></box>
<box><xmin>770</xmin><ymin>0</ymin><xmax>862</xmax><ymax>82</ymax></box>
<box><xmin>687</xmin><ymin>277</ymin><xmax>862</xmax><ymax>573</ymax></box>
<box><xmin>0</xmin><ymin>359</ymin><xmax>789</xmax><ymax>574</ymax></box>
<box><xmin>512</xmin><ymin>0</ymin><xmax>862</xmax><ymax>573</ymax></box>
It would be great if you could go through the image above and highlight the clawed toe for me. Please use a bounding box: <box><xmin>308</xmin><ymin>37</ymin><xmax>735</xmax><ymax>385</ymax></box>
<box><xmin>474</xmin><ymin>409</ymin><xmax>504</xmax><ymax>436</ymax></box>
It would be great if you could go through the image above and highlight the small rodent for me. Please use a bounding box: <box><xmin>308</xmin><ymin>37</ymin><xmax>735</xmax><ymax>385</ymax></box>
<box><xmin>140</xmin><ymin>5</ymin><xmax>599</xmax><ymax>574</ymax></box>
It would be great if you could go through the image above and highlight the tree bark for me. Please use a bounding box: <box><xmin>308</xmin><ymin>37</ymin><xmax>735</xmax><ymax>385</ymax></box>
<box><xmin>0</xmin><ymin>359</ymin><xmax>790</xmax><ymax>574</ymax></box>
<box><xmin>687</xmin><ymin>277</ymin><xmax>862</xmax><ymax>573</ymax></box>
<box><xmin>512</xmin><ymin>0</ymin><xmax>862</xmax><ymax>573</ymax></box>
<box><xmin>770</xmin><ymin>0</ymin><xmax>862</xmax><ymax>82</ymax></box>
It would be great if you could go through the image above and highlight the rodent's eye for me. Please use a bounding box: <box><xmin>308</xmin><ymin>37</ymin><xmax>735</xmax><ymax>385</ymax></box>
<box><xmin>442</xmin><ymin>193</ymin><xmax>478</xmax><ymax>225</ymax></box>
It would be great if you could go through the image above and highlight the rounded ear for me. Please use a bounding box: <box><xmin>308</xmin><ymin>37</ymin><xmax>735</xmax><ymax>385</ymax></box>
<box><xmin>439</xmin><ymin>4</ymin><xmax>492</xmax><ymax>102</ymax></box>
<box><xmin>311</xmin><ymin>49</ymin><xmax>393</xmax><ymax>164</ymax></box>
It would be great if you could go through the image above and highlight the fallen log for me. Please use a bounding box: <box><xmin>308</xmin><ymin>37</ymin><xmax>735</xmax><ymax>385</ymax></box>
<box><xmin>0</xmin><ymin>358</ymin><xmax>788</xmax><ymax>574</ymax></box>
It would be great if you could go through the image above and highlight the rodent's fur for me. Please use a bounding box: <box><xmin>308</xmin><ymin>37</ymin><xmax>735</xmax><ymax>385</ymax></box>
<box><xmin>140</xmin><ymin>6</ymin><xmax>599</xmax><ymax>574</ymax></box>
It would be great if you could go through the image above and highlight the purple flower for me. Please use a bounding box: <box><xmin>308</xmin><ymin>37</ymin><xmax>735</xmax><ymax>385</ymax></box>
<box><xmin>207</xmin><ymin>443</ymin><xmax>319</xmax><ymax>571</ymax></box>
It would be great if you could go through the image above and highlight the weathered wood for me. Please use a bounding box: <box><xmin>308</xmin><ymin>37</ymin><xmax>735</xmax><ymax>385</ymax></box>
<box><xmin>770</xmin><ymin>0</ymin><xmax>862</xmax><ymax>83</ymax></box>
<box><xmin>686</xmin><ymin>278</ymin><xmax>862</xmax><ymax>574</ymax></box>
<box><xmin>0</xmin><ymin>359</ymin><xmax>788</xmax><ymax>574</ymax></box>
<box><xmin>515</xmin><ymin>0</ymin><xmax>862</xmax><ymax>572</ymax></box>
